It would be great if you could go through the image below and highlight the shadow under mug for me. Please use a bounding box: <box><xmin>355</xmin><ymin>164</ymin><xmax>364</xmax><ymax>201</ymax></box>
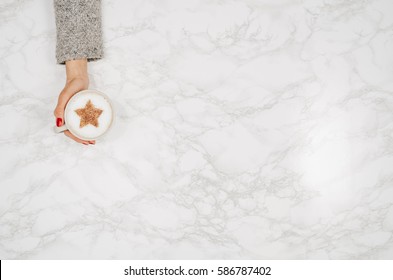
<box><xmin>54</xmin><ymin>89</ymin><xmax>114</xmax><ymax>141</ymax></box>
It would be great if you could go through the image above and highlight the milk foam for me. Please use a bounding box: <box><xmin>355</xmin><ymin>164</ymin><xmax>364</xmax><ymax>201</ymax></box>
<box><xmin>65</xmin><ymin>91</ymin><xmax>112</xmax><ymax>139</ymax></box>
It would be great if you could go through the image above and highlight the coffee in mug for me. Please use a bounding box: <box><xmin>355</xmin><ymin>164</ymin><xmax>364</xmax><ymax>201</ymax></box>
<box><xmin>54</xmin><ymin>89</ymin><xmax>114</xmax><ymax>140</ymax></box>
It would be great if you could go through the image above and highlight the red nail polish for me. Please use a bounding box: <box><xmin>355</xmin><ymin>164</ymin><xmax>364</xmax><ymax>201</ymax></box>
<box><xmin>56</xmin><ymin>118</ymin><xmax>62</xmax><ymax>127</ymax></box>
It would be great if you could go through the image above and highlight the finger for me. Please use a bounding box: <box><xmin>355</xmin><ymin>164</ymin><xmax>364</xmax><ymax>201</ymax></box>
<box><xmin>64</xmin><ymin>130</ymin><xmax>90</xmax><ymax>145</ymax></box>
<box><xmin>57</xmin><ymin>78</ymin><xmax>87</xmax><ymax>109</ymax></box>
<box><xmin>55</xmin><ymin>77</ymin><xmax>89</xmax><ymax>127</ymax></box>
<box><xmin>54</xmin><ymin>105</ymin><xmax>64</xmax><ymax>127</ymax></box>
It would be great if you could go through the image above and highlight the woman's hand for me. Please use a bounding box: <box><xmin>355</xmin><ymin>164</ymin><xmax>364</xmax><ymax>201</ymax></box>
<box><xmin>53</xmin><ymin>59</ymin><xmax>95</xmax><ymax>145</ymax></box>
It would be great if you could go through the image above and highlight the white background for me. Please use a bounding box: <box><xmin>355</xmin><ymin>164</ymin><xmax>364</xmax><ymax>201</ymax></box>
<box><xmin>2</xmin><ymin>260</ymin><xmax>393</xmax><ymax>280</ymax></box>
<box><xmin>1</xmin><ymin>0</ymin><xmax>393</xmax><ymax>259</ymax></box>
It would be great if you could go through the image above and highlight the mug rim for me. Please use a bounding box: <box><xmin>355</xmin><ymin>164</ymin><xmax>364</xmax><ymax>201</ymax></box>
<box><xmin>64</xmin><ymin>89</ymin><xmax>114</xmax><ymax>141</ymax></box>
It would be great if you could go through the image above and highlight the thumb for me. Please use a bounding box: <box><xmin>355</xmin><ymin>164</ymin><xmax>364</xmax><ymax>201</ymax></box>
<box><xmin>54</xmin><ymin>106</ymin><xmax>64</xmax><ymax>127</ymax></box>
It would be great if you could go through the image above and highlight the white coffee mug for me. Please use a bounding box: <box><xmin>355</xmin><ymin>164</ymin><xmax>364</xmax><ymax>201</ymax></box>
<box><xmin>54</xmin><ymin>89</ymin><xmax>114</xmax><ymax>140</ymax></box>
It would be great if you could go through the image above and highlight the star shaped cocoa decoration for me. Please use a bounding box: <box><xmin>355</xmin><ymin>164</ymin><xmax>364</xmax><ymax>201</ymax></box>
<box><xmin>74</xmin><ymin>99</ymin><xmax>103</xmax><ymax>128</ymax></box>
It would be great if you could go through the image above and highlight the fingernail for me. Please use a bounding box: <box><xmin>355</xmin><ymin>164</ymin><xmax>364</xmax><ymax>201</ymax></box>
<box><xmin>56</xmin><ymin>118</ymin><xmax>62</xmax><ymax>127</ymax></box>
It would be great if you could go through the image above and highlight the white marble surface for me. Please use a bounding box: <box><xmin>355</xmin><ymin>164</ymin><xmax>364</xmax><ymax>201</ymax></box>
<box><xmin>1</xmin><ymin>0</ymin><xmax>393</xmax><ymax>259</ymax></box>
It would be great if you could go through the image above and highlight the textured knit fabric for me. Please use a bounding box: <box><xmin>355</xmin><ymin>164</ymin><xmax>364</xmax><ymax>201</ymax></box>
<box><xmin>53</xmin><ymin>0</ymin><xmax>103</xmax><ymax>64</ymax></box>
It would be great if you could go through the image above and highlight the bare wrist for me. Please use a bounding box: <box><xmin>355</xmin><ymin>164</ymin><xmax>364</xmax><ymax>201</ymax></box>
<box><xmin>65</xmin><ymin>59</ymin><xmax>88</xmax><ymax>81</ymax></box>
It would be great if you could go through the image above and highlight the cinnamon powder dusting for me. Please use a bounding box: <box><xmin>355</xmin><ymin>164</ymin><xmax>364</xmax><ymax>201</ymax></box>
<box><xmin>74</xmin><ymin>99</ymin><xmax>103</xmax><ymax>128</ymax></box>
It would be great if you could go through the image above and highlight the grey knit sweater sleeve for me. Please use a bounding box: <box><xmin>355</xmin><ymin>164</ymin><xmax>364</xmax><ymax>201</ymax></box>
<box><xmin>53</xmin><ymin>0</ymin><xmax>103</xmax><ymax>64</ymax></box>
